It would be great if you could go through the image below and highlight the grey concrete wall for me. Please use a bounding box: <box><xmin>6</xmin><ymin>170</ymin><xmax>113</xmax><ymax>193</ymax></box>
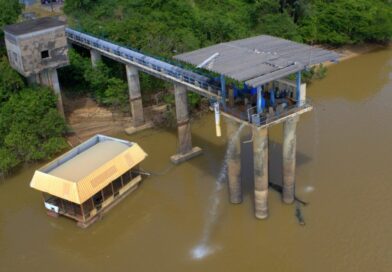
<box><xmin>5</xmin><ymin>26</ymin><xmax>69</xmax><ymax>77</ymax></box>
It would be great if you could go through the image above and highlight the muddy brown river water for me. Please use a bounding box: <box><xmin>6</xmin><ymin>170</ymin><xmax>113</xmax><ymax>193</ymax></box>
<box><xmin>1</xmin><ymin>47</ymin><xmax>391</xmax><ymax>272</ymax></box>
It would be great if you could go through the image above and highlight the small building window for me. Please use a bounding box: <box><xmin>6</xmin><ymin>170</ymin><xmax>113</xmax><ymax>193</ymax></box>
<box><xmin>41</xmin><ymin>50</ymin><xmax>49</xmax><ymax>59</ymax></box>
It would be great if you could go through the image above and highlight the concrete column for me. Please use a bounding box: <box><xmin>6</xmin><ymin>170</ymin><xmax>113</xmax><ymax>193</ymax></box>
<box><xmin>126</xmin><ymin>64</ymin><xmax>145</xmax><ymax>127</ymax></box>
<box><xmin>90</xmin><ymin>49</ymin><xmax>102</xmax><ymax>68</ymax></box>
<box><xmin>299</xmin><ymin>83</ymin><xmax>307</xmax><ymax>106</ymax></box>
<box><xmin>175</xmin><ymin>84</ymin><xmax>192</xmax><ymax>154</ymax></box>
<box><xmin>226</xmin><ymin>118</ymin><xmax>242</xmax><ymax>204</ymax></box>
<box><xmin>170</xmin><ymin>84</ymin><xmax>202</xmax><ymax>164</ymax></box>
<box><xmin>38</xmin><ymin>69</ymin><xmax>65</xmax><ymax>118</ymax></box>
<box><xmin>253</xmin><ymin>127</ymin><xmax>269</xmax><ymax>219</ymax></box>
<box><xmin>283</xmin><ymin>116</ymin><xmax>299</xmax><ymax>204</ymax></box>
<box><xmin>27</xmin><ymin>74</ymin><xmax>37</xmax><ymax>85</ymax></box>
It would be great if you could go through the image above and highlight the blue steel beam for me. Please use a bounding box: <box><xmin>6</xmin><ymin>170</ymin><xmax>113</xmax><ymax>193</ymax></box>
<box><xmin>296</xmin><ymin>71</ymin><xmax>301</xmax><ymax>105</ymax></box>
<box><xmin>220</xmin><ymin>74</ymin><xmax>227</xmax><ymax>109</ymax></box>
<box><xmin>257</xmin><ymin>86</ymin><xmax>262</xmax><ymax>113</ymax></box>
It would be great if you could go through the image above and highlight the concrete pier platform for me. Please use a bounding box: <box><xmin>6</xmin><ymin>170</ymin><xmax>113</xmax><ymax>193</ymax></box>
<box><xmin>170</xmin><ymin>146</ymin><xmax>203</xmax><ymax>164</ymax></box>
<box><xmin>124</xmin><ymin>122</ymin><xmax>154</xmax><ymax>135</ymax></box>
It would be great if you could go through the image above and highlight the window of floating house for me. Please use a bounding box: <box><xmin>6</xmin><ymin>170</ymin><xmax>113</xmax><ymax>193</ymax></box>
<box><xmin>102</xmin><ymin>183</ymin><xmax>113</xmax><ymax>200</ymax></box>
<box><xmin>122</xmin><ymin>171</ymin><xmax>131</xmax><ymax>185</ymax></box>
<box><xmin>63</xmin><ymin>199</ymin><xmax>76</xmax><ymax>215</ymax></box>
<box><xmin>112</xmin><ymin>177</ymin><xmax>122</xmax><ymax>194</ymax></box>
<box><xmin>92</xmin><ymin>191</ymin><xmax>103</xmax><ymax>208</ymax></box>
<box><xmin>74</xmin><ymin>204</ymin><xmax>83</xmax><ymax>218</ymax></box>
<box><xmin>41</xmin><ymin>50</ymin><xmax>49</xmax><ymax>59</ymax></box>
<box><xmin>82</xmin><ymin>199</ymin><xmax>94</xmax><ymax>216</ymax></box>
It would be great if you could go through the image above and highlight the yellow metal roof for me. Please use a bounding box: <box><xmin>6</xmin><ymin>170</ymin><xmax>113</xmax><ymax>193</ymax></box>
<box><xmin>30</xmin><ymin>135</ymin><xmax>147</xmax><ymax>204</ymax></box>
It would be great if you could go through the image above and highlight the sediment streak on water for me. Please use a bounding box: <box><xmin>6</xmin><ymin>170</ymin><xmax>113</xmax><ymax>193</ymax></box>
<box><xmin>191</xmin><ymin>123</ymin><xmax>245</xmax><ymax>260</ymax></box>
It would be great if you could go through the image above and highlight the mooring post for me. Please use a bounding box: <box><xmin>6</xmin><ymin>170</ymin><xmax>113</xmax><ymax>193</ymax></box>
<box><xmin>90</xmin><ymin>49</ymin><xmax>102</xmax><ymax>68</ymax></box>
<box><xmin>126</xmin><ymin>64</ymin><xmax>145</xmax><ymax>127</ymax></box>
<box><xmin>170</xmin><ymin>84</ymin><xmax>202</xmax><ymax>164</ymax></box>
<box><xmin>253</xmin><ymin>127</ymin><xmax>269</xmax><ymax>219</ymax></box>
<box><xmin>226</xmin><ymin>118</ymin><xmax>242</xmax><ymax>204</ymax></box>
<box><xmin>283</xmin><ymin>116</ymin><xmax>299</xmax><ymax>204</ymax></box>
<box><xmin>38</xmin><ymin>69</ymin><xmax>65</xmax><ymax>118</ymax></box>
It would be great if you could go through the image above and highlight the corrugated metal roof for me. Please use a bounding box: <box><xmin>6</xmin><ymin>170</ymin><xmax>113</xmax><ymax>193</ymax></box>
<box><xmin>30</xmin><ymin>135</ymin><xmax>147</xmax><ymax>204</ymax></box>
<box><xmin>174</xmin><ymin>35</ymin><xmax>339</xmax><ymax>87</ymax></box>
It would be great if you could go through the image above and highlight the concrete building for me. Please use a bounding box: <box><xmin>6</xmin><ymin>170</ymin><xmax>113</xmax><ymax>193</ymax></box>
<box><xmin>4</xmin><ymin>17</ymin><xmax>69</xmax><ymax>117</ymax></box>
<box><xmin>30</xmin><ymin>135</ymin><xmax>147</xmax><ymax>228</ymax></box>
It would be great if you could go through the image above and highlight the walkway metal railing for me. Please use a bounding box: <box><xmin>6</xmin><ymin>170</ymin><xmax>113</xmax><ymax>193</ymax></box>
<box><xmin>245</xmin><ymin>99</ymin><xmax>312</xmax><ymax>126</ymax></box>
<box><xmin>65</xmin><ymin>28</ymin><xmax>221</xmax><ymax>99</ymax></box>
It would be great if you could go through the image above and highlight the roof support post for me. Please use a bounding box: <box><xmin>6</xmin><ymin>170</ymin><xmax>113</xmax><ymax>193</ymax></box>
<box><xmin>220</xmin><ymin>74</ymin><xmax>227</xmax><ymax>110</ymax></box>
<box><xmin>257</xmin><ymin>86</ymin><xmax>262</xmax><ymax>114</ymax></box>
<box><xmin>296</xmin><ymin>71</ymin><xmax>301</xmax><ymax>106</ymax></box>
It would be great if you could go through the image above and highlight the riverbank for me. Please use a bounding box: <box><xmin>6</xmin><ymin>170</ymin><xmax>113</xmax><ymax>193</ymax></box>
<box><xmin>323</xmin><ymin>43</ymin><xmax>390</xmax><ymax>66</ymax></box>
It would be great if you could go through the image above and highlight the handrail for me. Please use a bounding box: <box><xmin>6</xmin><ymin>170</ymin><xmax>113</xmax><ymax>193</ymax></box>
<box><xmin>65</xmin><ymin>28</ymin><xmax>222</xmax><ymax>98</ymax></box>
<box><xmin>245</xmin><ymin>99</ymin><xmax>312</xmax><ymax>126</ymax></box>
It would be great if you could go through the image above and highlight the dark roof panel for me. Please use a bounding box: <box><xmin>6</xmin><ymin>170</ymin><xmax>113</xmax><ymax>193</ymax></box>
<box><xmin>3</xmin><ymin>17</ymin><xmax>65</xmax><ymax>36</ymax></box>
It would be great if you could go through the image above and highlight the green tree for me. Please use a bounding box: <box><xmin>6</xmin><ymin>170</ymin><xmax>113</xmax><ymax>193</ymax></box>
<box><xmin>102</xmin><ymin>77</ymin><xmax>128</xmax><ymax>108</ymax></box>
<box><xmin>0</xmin><ymin>56</ymin><xmax>25</xmax><ymax>103</ymax></box>
<box><xmin>0</xmin><ymin>0</ymin><xmax>21</xmax><ymax>30</ymax></box>
<box><xmin>0</xmin><ymin>88</ymin><xmax>68</xmax><ymax>174</ymax></box>
<box><xmin>0</xmin><ymin>0</ymin><xmax>22</xmax><ymax>54</ymax></box>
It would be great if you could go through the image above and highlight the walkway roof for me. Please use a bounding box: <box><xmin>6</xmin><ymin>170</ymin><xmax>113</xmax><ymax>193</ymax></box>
<box><xmin>174</xmin><ymin>35</ymin><xmax>339</xmax><ymax>87</ymax></box>
<box><xmin>30</xmin><ymin>135</ymin><xmax>147</xmax><ymax>204</ymax></box>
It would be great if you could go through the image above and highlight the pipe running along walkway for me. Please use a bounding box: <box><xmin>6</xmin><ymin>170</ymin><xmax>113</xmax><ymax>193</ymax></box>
<box><xmin>65</xmin><ymin>28</ymin><xmax>221</xmax><ymax>100</ymax></box>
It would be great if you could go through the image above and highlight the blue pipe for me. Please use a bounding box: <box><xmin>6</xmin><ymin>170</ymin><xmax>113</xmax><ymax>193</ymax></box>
<box><xmin>296</xmin><ymin>71</ymin><xmax>301</xmax><ymax>105</ymax></box>
<box><xmin>220</xmin><ymin>74</ymin><xmax>226</xmax><ymax>109</ymax></box>
<box><xmin>257</xmin><ymin>86</ymin><xmax>262</xmax><ymax>113</ymax></box>
<box><xmin>270</xmin><ymin>89</ymin><xmax>275</xmax><ymax>106</ymax></box>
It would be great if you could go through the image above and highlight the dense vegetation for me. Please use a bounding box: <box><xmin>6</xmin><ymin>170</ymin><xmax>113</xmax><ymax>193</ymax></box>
<box><xmin>0</xmin><ymin>1</ymin><xmax>67</xmax><ymax>176</ymax></box>
<box><xmin>62</xmin><ymin>0</ymin><xmax>391</xmax><ymax>102</ymax></box>
<box><xmin>0</xmin><ymin>0</ymin><xmax>391</xmax><ymax>175</ymax></box>
<box><xmin>64</xmin><ymin>0</ymin><xmax>391</xmax><ymax>53</ymax></box>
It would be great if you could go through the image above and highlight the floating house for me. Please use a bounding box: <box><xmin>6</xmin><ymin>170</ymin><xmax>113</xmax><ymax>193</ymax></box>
<box><xmin>30</xmin><ymin>135</ymin><xmax>147</xmax><ymax>228</ymax></box>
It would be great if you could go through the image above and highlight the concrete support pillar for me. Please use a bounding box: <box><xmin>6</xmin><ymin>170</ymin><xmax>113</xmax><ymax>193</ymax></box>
<box><xmin>170</xmin><ymin>84</ymin><xmax>202</xmax><ymax>164</ymax></box>
<box><xmin>37</xmin><ymin>69</ymin><xmax>65</xmax><ymax>118</ymax></box>
<box><xmin>253</xmin><ymin>127</ymin><xmax>269</xmax><ymax>219</ymax></box>
<box><xmin>90</xmin><ymin>49</ymin><xmax>102</xmax><ymax>68</ymax></box>
<box><xmin>226</xmin><ymin>118</ymin><xmax>242</xmax><ymax>204</ymax></box>
<box><xmin>283</xmin><ymin>116</ymin><xmax>299</xmax><ymax>204</ymax></box>
<box><xmin>27</xmin><ymin>74</ymin><xmax>37</xmax><ymax>85</ymax></box>
<box><xmin>126</xmin><ymin>64</ymin><xmax>145</xmax><ymax>127</ymax></box>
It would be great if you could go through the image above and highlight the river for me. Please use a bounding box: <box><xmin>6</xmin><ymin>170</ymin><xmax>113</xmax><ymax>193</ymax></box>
<box><xmin>0</xmin><ymin>47</ymin><xmax>391</xmax><ymax>272</ymax></box>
